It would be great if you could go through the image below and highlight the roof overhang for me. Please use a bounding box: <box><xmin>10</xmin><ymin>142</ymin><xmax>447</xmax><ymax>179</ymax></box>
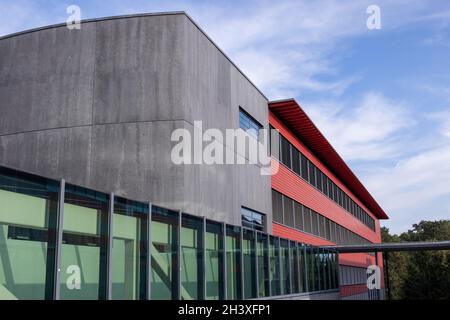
<box><xmin>269</xmin><ymin>98</ymin><xmax>389</xmax><ymax>220</ymax></box>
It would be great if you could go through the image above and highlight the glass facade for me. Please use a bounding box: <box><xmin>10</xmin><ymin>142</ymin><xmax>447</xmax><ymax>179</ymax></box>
<box><xmin>112</xmin><ymin>197</ymin><xmax>149</xmax><ymax>300</ymax></box>
<box><xmin>0</xmin><ymin>165</ymin><xmax>340</xmax><ymax>300</ymax></box>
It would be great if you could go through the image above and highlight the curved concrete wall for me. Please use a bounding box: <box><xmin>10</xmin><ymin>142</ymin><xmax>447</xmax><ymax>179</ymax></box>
<box><xmin>0</xmin><ymin>13</ymin><xmax>272</xmax><ymax>229</ymax></box>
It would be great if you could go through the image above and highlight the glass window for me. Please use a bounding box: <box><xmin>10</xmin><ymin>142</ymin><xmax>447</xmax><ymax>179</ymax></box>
<box><xmin>60</xmin><ymin>184</ymin><xmax>109</xmax><ymax>300</ymax></box>
<box><xmin>256</xmin><ymin>232</ymin><xmax>269</xmax><ymax>297</ymax></box>
<box><xmin>241</xmin><ymin>207</ymin><xmax>264</xmax><ymax>231</ymax></box>
<box><xmin>205</xmin><ymin>221</ymin><xmax>224</xmax><ymax>300</ymax></box>
<box><xmin>303</xmin><ymin>207</ymin><xmax>312</xmax><ymax>234</ymax></box>
<box><xmin>151</xmin><ymin>206</ymin><xmax>179</xmax><ymax>300</ymax></box>
<box><xmin>318</xmin><ymin>214</ymin><xmax>325</xmax><ymax>238</ymax></box>
<box><xmin>279</xmin><ymin>239</ymin><xmax>290</xmax><ymax>295</ymax></box>
<box><xmin>290</xmin><ymin>241</ymin><xmax>299</xmax><ymax>294</ymax></box>
<box><xmin>317</xmin><ymin>171</ymin><xmax>323</xmax><ymax>193</ymax></box>
<box><xmin>298</xmin><ymin>244</ymin><xmax>306</xmax><ymax>293</ymax></box>
<box><xmin>311</xmin><ymin>211</ymin><xmax>319</xmax><ymax>236</ymax></box>
<box><xmin>308</xmin><ymin>162</ymin><xmax>316</xmax><ymax>187</ymax></box>
<box><xmin>181</xmin><ymin>214</ymin><xmax>203</xmax><ymax>300</ymax></box>
<box><xmin>239</xmin><ymin>108</ymin><xmax>262</xmax><ymax>140</ymax></box>
<box><xmin>242</xmin><ymin>229</ymin><xmax>257</xmax><ymax>299</ymax></box>
<box><xmin>294</xmin><ymin>202</ymin><xmax>303</xmax><ymax>231</ymax></box>
<box><xmin>300</xmin><ymin>154</ymin><xmax>309</xmax><ymax>181</ymax></box>
<box><xmin>306</xmin><ymin>247</ymin><xmax>315</xmax><ymax>292</ymax></box>
<box><xmin>0</xmin><ymin>167</ymin><xmax>59</xmax><ymax>300</ymax></box>
<box><xmin>292</xmin><ymin>148</ymin><xmax>300</xmax><ymax>175</ymax></box>
<box><xmin>314</xmin><ymin>248</ymin><xmax>321</xmax><ymax>291</ymax></box>
<box><xmin>225</xmin><ymin>225</ymin><xmax>242</xmax><ymax>299</ymax></box>
<box><xmin>112</xmin><ymin>197</ymin><xmax>149</xmax><ymax>300</ymax></box>
<box><xmin>269</xmin><ymin>125</ymin><xmax>279</xmax><ymax>159</ymax></box>
<box><xmin>280</xmin><ymin>135</ymin><xmax>292</xmax><ymax>169</ymax></box>
<box><xmin>282</xmin><ymin>196</ymin><xmax>294</xmax><ymax>228</ymax></box>
<box><xmin>324</xmin><ymin>218</ymin><xmax>330</xmax><ymax>241</ymax></box>
<box><xmin>269</xmin><ymin>236</ymin><xmax>280</xmax><ymax>296</ymax></box>
<box><xmin>271</xmin><ymin>190</ymin><xmax>283</xmax><ymax>224</ymax></box>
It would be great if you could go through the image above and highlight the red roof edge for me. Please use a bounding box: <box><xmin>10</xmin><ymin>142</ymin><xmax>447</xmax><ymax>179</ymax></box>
<box><xmin>269</xmin><ymin>98</ymin><xmax>389</xmax><ymax>220</ymax></box>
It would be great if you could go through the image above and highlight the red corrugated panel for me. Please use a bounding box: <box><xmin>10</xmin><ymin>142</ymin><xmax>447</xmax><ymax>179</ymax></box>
<box><xmin>269</xmin><ymin>100</ymin><xmax>388</xmax><ymax>220</ymax></box>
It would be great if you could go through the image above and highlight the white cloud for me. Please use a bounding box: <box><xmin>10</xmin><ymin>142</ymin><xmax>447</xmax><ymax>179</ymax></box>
<box><xmin>303</xmin><ymin>92</ymin><xmax>414</xmax><ymax>161</ymax></box>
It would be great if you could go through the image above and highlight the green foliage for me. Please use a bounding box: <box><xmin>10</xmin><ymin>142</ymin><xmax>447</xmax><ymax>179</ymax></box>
<box><xmin>382</xmin><ymin>220</ymin><xmax>450</xmax><ymax>299</ymax></box>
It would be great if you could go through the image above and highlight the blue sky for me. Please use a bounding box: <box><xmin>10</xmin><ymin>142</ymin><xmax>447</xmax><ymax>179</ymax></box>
<box><xmin>1</xmin><ymin>0</ymin><xmax>449</xmax><ymax>234</ymax></box>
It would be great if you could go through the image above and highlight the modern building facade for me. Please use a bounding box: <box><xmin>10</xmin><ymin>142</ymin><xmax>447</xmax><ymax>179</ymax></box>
<box><xmin>0</xmin><ymin>12</ymin><xmax>387</xmax><ymax>300</ymax></box>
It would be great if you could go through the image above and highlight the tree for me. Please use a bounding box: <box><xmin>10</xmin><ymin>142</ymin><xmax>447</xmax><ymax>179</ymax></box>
<box><xmin>382</xmin><ymin>220</ymin><xmax>450</xmax><ymax>299</ymax></box>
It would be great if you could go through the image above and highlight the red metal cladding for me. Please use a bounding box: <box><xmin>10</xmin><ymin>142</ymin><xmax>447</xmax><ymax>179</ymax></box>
<box><xmin>269</xmin><ymin>99</ymin><xmax>388</xmax><ymax>220</ymax></box>
<box><xmin>268</xmin><ymin>99</ymin><xmax>386</xmax><ymax>280</ymax></box>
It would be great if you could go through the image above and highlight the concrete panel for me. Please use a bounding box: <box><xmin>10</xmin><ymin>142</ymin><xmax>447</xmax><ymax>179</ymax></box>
<box><xmin>0</xmin><ymin>24</ymin><xmax>96</xmax><ymax>135</ymax></box>
<box><xmin>93</xmin><ymin>15</ymin><xmax>187</xmax><ymax>124</ymax></box>
<box><xmin>88</xmin><ymin>120</ymin><xmax>185</xmax><ymax>208</ymax></box>
<box><xmin>0</xmin><ymin>126</ymin><xmax>92</xmax><ymax>186</ymax></box>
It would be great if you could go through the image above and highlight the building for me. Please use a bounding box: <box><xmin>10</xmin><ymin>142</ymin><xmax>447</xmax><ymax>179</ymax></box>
<box><xmin>0</xmin><ymin>12</ymin><xmax>387</xmax><ymax>300</ymax></box>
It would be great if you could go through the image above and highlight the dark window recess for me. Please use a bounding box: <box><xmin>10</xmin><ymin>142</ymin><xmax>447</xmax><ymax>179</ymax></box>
<box><xmin>272</xmin><ymin>190</ymin><xmax>283</xmax><ymax>224</ymax></box>
<box><xmin>301</xmin><ymin>154</ymin><xmax>309</xmax><ymax>180</ymax></box>
<box><xmin>241</xmin><ymin>207</ymin><xmax>265</xmax><ymax>231</ymax></box>
<box><xmin>292</xmin><ymin>148</ymin><xmax>300</xmax><ymax>176</ymax></box>
<box><xmin>294</xmin><ymin>202</ymin><xmax>303</xmax><ymax>231</ymax></box>
<box><xmin>280</xmin><ymin>135</ymin><xmax>292</xmax><ymax>168</ymax></box>
<box><xmin>308</xmin><ymin>162</ymin><xmax>316</xmax><ymax>186</ymax></box>
<box><xmin>283</xmin><ymin>196</ymin><xmax>294</xmax><ymax>228</ymax></box>
<box><xmin>304</xmin><ymin>208</ymin><xmax>312</xmax><ymax>233</ymax></box>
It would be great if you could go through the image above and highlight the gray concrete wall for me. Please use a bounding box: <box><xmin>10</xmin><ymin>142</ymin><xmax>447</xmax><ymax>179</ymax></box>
<box><xmin>0</xmin><ymin>12</ymin><xmax>271</xmax><ymax>229</ymax></box>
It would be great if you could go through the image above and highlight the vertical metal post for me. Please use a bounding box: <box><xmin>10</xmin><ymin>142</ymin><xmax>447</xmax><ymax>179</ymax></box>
<box><xmin>266</xmin><ymin>236</ymin><xmax>271</xmax><ymax>297</ymax></box>
<box><xmin>287</xmin><ymin>241</ymin><xmax>292</xmax><ymax>294</ymax></box>
<box><xmin>384</xmin><ymin>251</ymin><xmax>391</xmax><ymax>300</ymax></box>
<box><xmin>375</xmin><ymin>250</ymin><xmax>380</xmax><ymax>300</ymax></box>
<box><xmin>106</xmin><ymin>192</ymin><xmax>114</xmax><ymax>300</ymax></box>
<box><xmin>177</xmin><ymin>211</ymin><xmax>182</xmax><ymax>300</ymax></box>
<box><xmin>296</xmin><ymin>243</ymin><xmax>301</xmax><ymax>292</ymax></box>
<box><xmin>277</xmin><ymin>237</ymin><xmax>281</xmax><ymax>295</ymax></box>
<box><xmin>240</xmin><ymin>228</ymin><xmax>244</xmax><ymax>299</ymax></box>
<box><xmin>147</xmin><ymin>203</ymin><xmax>152</xmax><ymax>300</ymax></box>
<box><xmin>304</xmin><ymin>246</ymin><xmax>309</xmax><ymax>292</ymax></box>
<box><xmin>223</xmin><ymin>223</ymin><xmax>227</xmax><ymax>300</ymax></box>
<box><xmin>53</xmin><ymin>179</ymin><xmax>65</xmax><ymax>300</ymax></box>
<box><xmin>202</xmin><ymin>217</ymin><xmax>207</xmax><ymax>300</ymax></box>
<box><xmin>254</xmin><ymin>230</ymin><xmax>259</xmax><ymax>298</ymax></box>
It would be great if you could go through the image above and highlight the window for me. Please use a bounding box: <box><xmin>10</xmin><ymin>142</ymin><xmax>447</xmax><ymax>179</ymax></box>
<box><xmin>269</xmin><ymin>236</ymin><xmax>280</xmax><ymax>295</ymax></box>
<box><xmin>311</xmin><ymin>211</ymin><xmax>319</xmax><ymax>236</ymax></box>
<box><xmin>304</xmin><ymin>207</ymin><xmax>312</xmax><ymax>234</ymax></box>
<box><xmin>301</xmin><ymin>154</ymin><xmax>309</xmax><ymax>180</ymax></box>
<box><xmin>292</xmin><ymin>147</ymin><xmax>300</xmax><ymax>175</ymax></box>
<box><xmin>181</xmin><ymin>214</ymin><xmax>203</xmax><ymax>300</ymax></box>
<box><xmin>294</xmin><ymin>202</ymin><xmax>303</xmax><ymax>231</ymax></box>
<box><xmin>243</xmin><ymin>229</ymin><xmax>257</xmax><ymax>299</ymax></box>
<box><xmin>0</xmin><ymin>167</ymin><xmax>59</xmax><ymax>300</ymax></box>
<box><xmin>280</xmin><ymin>135</ymin><xmax>292</xmax><ymax>168</ymax></box>
<box><xmin>226</xmin><ymin>225</ymin><xmax>242</xmax><ymax>299</ymax></box>
<box><xmin>309</xmin><ymin>162</ymin><xmax>316</xmax><ymax>187</ymax></box>
<box><xmin>256</xmin><ymin>232</ymin><xmax>270</xmax><ymax>297</ymax></box>
<box><xmin>205</xmin><ymin>221</ymin><xmax>224</xmax><ymax>300</ymax></box>
<box><xmin>282</xmin><ymin>196</ymin><xmax>294</xmax><ymax>228</ymax></box>
<box><xmin>112</xmin><ymin>197</ymin><xmax>149</xmax><ymax>300</ymax></box>
<box><xmin>151</xmin><ymin>206</ymin><xmax>179</xmax><ymax>300</ymax></box>
<box><xmin>61</xmin><ymin>184</ymin><xmax>110</xmax><ymax>300</ymax></box>
<box><xmin>241</xmin><ymin>207</ymin><xmax>265</xmax><ymax>231</ymax></box>
<box><xmin>272</xmin><ymin>190</ymin><xmax>283</xmax><ymax>224</ymax></box>
<box><xmin>239</xmin><ymin>108</ymin><xmax>262</xmax><ymax>140</ymax></box>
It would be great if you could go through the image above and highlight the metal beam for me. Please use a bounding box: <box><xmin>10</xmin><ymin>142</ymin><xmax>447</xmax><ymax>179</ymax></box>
<box><xmin>106</xmin><ymin>192</ymin><xmax>114</xmax><ymax>300</ymax></box>
<box><xmin>323</xmin><ymin>241</ymin><xmax>450</xmax><ymax>253</ymax></box>
<box><xmin>53</xmin><ymin>179</ymin><xmax>65</xmax><ymax>300</ymax></box>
